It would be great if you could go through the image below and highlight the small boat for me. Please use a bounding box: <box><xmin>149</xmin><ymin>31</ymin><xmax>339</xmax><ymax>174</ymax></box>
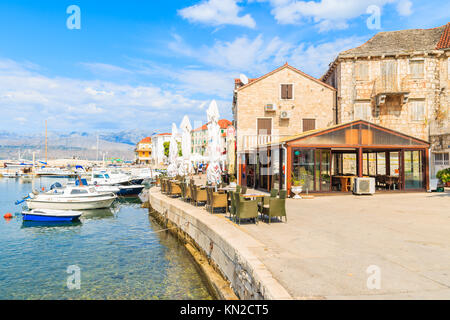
<box><xmin>117</xmin><ymin>185</ymin><xmax>145</xmax><ymax>196</ymax></box>
<box><xmin>25</xmin><ymin>186</ymin><xmax>117</xmax><ymax>210</ymax></box>
<box><xmin>35</xmin><ymin>167</ymin><xmax>77</xmax><ymax>177</ymax></box>
<box><xmin>22</xmin><ymin>209</ymin><xmax>82</xmax><ymax>222</ymax></box>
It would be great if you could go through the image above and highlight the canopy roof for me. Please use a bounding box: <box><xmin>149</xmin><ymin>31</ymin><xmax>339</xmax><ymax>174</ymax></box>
<box><xmin>267</xmin><ymin>120</ymin><xmax>430</xmax><ymax>148</ymax></box>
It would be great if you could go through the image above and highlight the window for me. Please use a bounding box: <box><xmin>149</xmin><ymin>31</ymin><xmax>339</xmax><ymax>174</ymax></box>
<box><xmin>410</xmin><ymin>60</ymin><xmax>424</xmax><ymax>78</ymax></box>
<box><xmin>280</xmin><ymin>84</ymin><xmax>293</xmax><ymax>100</ymax></box>
<box><xmin>354</xmin><ymin>102</ymin><xmax>371</xmax><ymax>120</ymax></box>
<box><xmin>355</xmin><ymin>61</ymin><xmax>369</xmax><ymax>81</ymax></box>
<box><xmin>257</xmin><ymin>118</ymin><xmax>272</xmax><ymax>135</ymax></box>
<box><xmin>410</xmin><ymin>100</ymin><xmax>425</xmax><ymax>121</ymax></box>
<box><xmin>434</xmin><ymin>153</ymin><xmax>449</xmax><ymax>166</ymax></box>
<box><xmin>302</xmin><ymin>119</ymin><xmax>316</xmax><ymax>132</ymax></box>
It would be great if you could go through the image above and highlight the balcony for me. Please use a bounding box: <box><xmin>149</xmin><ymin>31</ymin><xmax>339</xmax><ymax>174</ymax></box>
<box><xmin>238</xmin><ymin>134</ymin><xmax>290</xmax><ymax>151</ymax></box>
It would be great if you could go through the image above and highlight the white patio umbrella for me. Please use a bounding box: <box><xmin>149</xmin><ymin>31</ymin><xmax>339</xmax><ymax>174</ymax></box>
<box><xmin>167</xmin><ymin>123</ymin><xmax>179</xmax><ymax>177</ymax></box>
<box><xmin>206</xmin><ymin>100</ymin><xmax>222</xmax><ymax>185</ymax></box>
<box><xmin>178</xmin><ymin>115</ymin><xmax>193</xmax><ymax>176</ymax></box>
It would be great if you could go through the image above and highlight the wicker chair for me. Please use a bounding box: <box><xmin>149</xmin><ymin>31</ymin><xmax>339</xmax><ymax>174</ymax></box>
<box><xmin>262</xmin><ymin>197</ymin><xmax>287</xmax><ymax>223</ymax></box>
<box><xmin>169</xmin><ymin>181</ymin><xmax>181</xmax><ymax>197</ymax></box>
<box><xmin>233</xmin><ymin>192</ymin><xmax>258</xmax><ymax>225</ymax></box>
<box><xmin>193</xmin><ymin>185</ymin><xmax>207</xmax><ymax>206</ymax></box>
<box><xmin>209</xmin><ymin>189</ymin><xmax>227</xmax><ymax>214</ymax></box>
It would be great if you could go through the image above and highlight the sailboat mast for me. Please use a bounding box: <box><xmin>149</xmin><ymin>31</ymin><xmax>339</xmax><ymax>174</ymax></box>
<box><xmin>45</xmin><ymin>120</ymin><xmax>48</xmax><ymax>164</ymax></box>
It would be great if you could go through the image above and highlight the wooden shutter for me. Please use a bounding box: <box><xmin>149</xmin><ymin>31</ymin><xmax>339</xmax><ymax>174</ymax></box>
<box><xmin>381</xmin><ymin>60</ymin><xmax>396</xmax><ymax>91</ymax></box>
<box><xmin>281</xmin><ymin>84</ymin><xmax>293</xmax><ymax>99</ymax></box>
<box><xmin>257</xmin><ymin>118</ymin><xmax>272</xmax><ymax>135</ymax></box>
<box><xmin>302</xmin><ymin>119</ymin><xmax>315</xmax><ymax>132</ymax></box>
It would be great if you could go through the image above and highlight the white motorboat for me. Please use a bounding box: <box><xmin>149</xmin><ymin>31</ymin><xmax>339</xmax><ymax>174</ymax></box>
<box><xmin>22</xmin><ymin>209</ymin><xmax>82</xmax><ymax>222</ymax></box>
<box><xmin>25</xmin><ymin>186</ymin><xmax>117</xmax><ymax>210</ymax></box>
<box><xmin>35</xmin><ymin>167</ymin><xmax>76</xmax><ymax>177</ymax></box>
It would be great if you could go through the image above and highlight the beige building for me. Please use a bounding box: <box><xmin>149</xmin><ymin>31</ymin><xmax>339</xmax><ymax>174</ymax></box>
<box><xmin>135</xmin><ymin>137</ymin><xmax>152</xmax><ymax>164</ymax></box>
<box><xmin>322</xmin><ymin>23</ymin><xmax>450</xmax><ymax>177</ymax></box>
<box><xmin>233</xmin><ymin>63</ymin><xmax>337</xmax><ymax>153</ymax></box>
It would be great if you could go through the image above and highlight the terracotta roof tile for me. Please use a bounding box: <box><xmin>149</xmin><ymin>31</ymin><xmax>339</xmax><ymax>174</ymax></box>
<box><xmin>436</xmin><ymin>23</ymin><xmax>450</xmax><ymax>49</ymax></box>
<box><xmin>139</xmin><ymin>137</ymin><xmax>152</xmax><ymax>143</ymax></box>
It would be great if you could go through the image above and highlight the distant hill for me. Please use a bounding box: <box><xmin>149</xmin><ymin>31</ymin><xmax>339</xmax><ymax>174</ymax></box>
<box><xmin>0</xmin><ymin>130</ymin><xmax>151</xmax><ymax>160</ymax></box>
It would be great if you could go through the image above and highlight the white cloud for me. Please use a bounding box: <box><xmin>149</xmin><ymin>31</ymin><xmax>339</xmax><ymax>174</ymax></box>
<box><xmin>396</xmin><ymin>0</ymin><xmax>413</xmax><ymax>16</ymax></box>
<box><xmin>178</xmin><ymin>0</ymin><xmax>256</xmax><ymax>28</ymax></box>
<box><xmin>80</xmin><ymin>62</ymin><xmax>131</xmax><ymax>75</ymax></box>
<box><xmin>258</xmin><ymin>0</ymin><xmax>412</xmax><ymax>31</ymax></box>
<box><xmin>0</xmin><ymin>58</ymin><xmax>204</xmax><ymax>132</ymax></box>
<box><xmin>168</xmin><ymin>33</ymin><xmax>365</xmax><ymax>78</ymax></box>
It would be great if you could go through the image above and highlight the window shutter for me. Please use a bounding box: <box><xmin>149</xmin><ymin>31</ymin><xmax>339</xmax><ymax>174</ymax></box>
<box><xmin>287</xmin><ymin>84</ymin><xmax>293</xmax><ymax>99</ymax></box>
<box><xmin>302</xmin><ymin>119</ymin><xmax>315</xmax><ymax>132</ymax></box>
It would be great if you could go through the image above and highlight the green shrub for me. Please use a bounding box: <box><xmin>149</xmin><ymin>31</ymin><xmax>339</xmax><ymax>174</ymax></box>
<box><xmin>436</xmin><ymin>168</ymin><xmax>450</xmax><ymax>183</ymax></box>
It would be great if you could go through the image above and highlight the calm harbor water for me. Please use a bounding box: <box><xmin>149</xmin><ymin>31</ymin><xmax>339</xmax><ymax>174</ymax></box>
<box><xmin>0</xmin><ymin>177</ymin><xmax>213</xmax><ymax>300</ymax></box>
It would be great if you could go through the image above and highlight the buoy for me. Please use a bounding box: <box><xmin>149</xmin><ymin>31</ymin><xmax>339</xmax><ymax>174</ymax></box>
<box><xmin>4</xmin><ymin>213</ymin><xmax>13</xmax><ymax>219</ymax></box>
<box><xmin>41</xmin><ymin>187</ymin><xmax>45</xmax><ymax>191</ymax></box>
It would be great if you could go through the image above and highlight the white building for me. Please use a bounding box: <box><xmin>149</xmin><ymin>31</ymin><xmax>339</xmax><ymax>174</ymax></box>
<box><xmin>151</xmin><ymin>133</ymin><xmax>171</xmax><ymax>165</ymax></box>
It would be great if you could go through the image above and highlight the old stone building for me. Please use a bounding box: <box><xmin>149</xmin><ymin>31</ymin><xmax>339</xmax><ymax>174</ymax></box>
<box><xmin>233</xmin><ymin>63</ymin><xmax>336</xmax><ymax>153</ymax></box>
<box><xmin>322</xmin><ymin>23</ymin><xmax>450</xmax><ymax>177</ymax></box>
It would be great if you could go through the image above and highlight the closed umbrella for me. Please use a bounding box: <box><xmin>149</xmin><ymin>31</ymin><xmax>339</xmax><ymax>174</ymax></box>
<box><xmin>206</xmin><ymin>100</ymin><xmax>222</xmax><ymax>185</ymax></box>
<box><xmin>179</xmin><ymin>115</ymin><xmax>193</xmax><ymax>176</ymax></box>
<box><xmin>167</xmin><ymin>123</ymin><xmax>179</xmax><ymax>177</ymax></box>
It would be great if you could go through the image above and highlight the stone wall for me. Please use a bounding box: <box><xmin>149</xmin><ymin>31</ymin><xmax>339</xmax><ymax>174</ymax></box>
<box><xmin>324</xmin><ymin>54</ymin><xmax>450</xmax><ymax>144</ymax></box>
<box><xmin>235</xmin><ymin>66</ymin><xmax>336</xmax><ymax>152</ymax></box>
<box><xmin>148</xmin><ymin>189</ymin><xmax>292</xmax><ymax>300</ymax></box>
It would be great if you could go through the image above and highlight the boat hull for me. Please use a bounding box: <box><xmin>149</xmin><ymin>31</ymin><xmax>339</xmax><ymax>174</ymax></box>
<box><xmin>22</xmin><ymin>213</ymin><xmax>80</xmax><ymax>222</ymax></box>
<box><xmin>26</xmin><ymin>197</ymin><xmax>116</xmax><ymax>210</ymax></box>
<box><xmin>117</xmin><ymin>186</ymin><xmax>145</xmax><ymax>196</ymax></box>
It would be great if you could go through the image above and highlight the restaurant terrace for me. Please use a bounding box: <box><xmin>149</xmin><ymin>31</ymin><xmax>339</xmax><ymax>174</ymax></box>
<box><xmin>238</xmin><ymin>120</ymin><xmax>431</xmax><ymax>195</ymax></box>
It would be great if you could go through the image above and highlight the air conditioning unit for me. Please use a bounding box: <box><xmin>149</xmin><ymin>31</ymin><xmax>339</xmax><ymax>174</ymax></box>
<box><xmin>353</xmin><ymin>177</ymin><xmax>375</xmax><ymax>195</ymax></box>
<box><xmin>265</xmin><ymin>103</ymin><xmax>277</xmax><ymax>112</ymax></box>
<box><xmin>280</xmin><ymin>110</ymin><xmax>291</xmax><ymax>119</ymax></box>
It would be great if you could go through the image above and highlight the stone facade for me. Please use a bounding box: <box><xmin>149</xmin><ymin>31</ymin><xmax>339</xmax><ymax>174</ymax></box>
<box><xmin>322</xmin><ymin>24</ymin><xmax>450</xmax><ymax>177</ymax></box>
<box><xmin>233</xmin><ymin>64</ymin><xmax>336</xmax><ymax>152</ymax></box>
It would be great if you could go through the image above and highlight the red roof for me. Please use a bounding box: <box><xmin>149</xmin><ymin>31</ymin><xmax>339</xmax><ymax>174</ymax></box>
<box><xmin>193</xmin><ymin>119</ymin><xmax>232</xmax><ymax>132</ymax></box>
<box><xmin>139</xmin><ymin>137</ymin><xmax>152</xmax><ymax>143</ymax></box>
<box><xmin>155</xmin><ymin>133</ymin><xmax>170</xmax><ymax>136</ymax></box>
<box><xmin>436</xmin><ymin>23</ymin><xmax>450</xmax><ymax>49</ymax></box>
<box><xmin>236</xmin><ymin>63</ymin><xmax>336</xmax><ymax>92</ymax></box>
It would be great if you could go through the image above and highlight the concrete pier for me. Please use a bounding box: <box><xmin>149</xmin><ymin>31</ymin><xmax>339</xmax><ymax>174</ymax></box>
<box><xmin>148</xmin><ymin>187</ymin><xmax>292</xmax><ymax>300</ymax></box>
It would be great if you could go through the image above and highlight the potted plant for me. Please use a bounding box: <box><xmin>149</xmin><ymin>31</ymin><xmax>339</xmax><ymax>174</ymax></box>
<box><xmin>229</xmin><ymin>175</ymin><xmax>237</xmax><ymax>187</ymax></box>
<box><xmin>291</xmin><ymin>172</ymin><xmax>303</xmax><ymax>199</ymax></box>
<box><xmin>437</xmin><ymin>168</ymin><xmax>450</xmax><ymax>187</ymax></box>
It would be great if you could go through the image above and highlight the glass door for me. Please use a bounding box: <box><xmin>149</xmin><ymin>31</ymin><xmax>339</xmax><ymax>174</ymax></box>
<box><xmin>404</xmin><ymin>150</ymin><xmax>424</xmax><ymax>189</ymax></box>
<box><xmin>315</xmin><ymin>149</ymin><xmax>331</xmax><ymax>192</ymax></box>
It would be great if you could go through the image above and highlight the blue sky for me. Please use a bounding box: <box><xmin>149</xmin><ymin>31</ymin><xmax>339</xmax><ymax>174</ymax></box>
<box><xmin>0</xmin><ymin>0</ymin><xmax>448</xmax><ymax>134</ymax></box>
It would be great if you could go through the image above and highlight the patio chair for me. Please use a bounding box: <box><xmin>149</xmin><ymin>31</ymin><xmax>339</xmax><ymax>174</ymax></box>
<box><xmin>228</xmin><ymin>191</ymin><xmax>236</xmax><ymax>220</ymax></box>
<box><xmin>233</xmin><ymin>192</ymin><xmax>258</xmax><ymax>225</ymax></box>
<box><xmin>185</xmin><ymin>181</ymin><xmax>192</xmax><ymax>202</ymax></box>
<box><xmin>241</xmin><ymin>186</ymin><xmax>247</xmax><ymax>194</ymax></box>
<box><xmin>279</xmin><ymin>190</ymin><xmax>287</xmax><ymax>199</ymax></box>
<box><xmin>262</xmin><ymin>197</ymin><xmax>287</xmax><ymax>223</ymax></box>
<box><xmin>180</xmin><ymin>181</ymin><xmax>187</xmax><ymax>200</ymax></box>
<box><xmin>189</xmin><ymin>181</ymin><xmax>195</xmax><ymax>204</ymax></box>
<box><xmin>169</xmin><ymin>181</ymin><xmax>181</xmax><ymax>197</ymax></box>
<box><xmin>193</xmin><ymin>185</ymin><xmax>207</xmax><ymax>206</ymax></box>
<box><xmin>205</xmin><ymin>186</ymin><xmax>212</xmax><ymax>211</ymax></box>
<box><xmin>210</xmin><ymin>190</ymin><xmax>227</xmax><ymax>214</ymax></box>
<box><xmin>235</xmin><ymin>185</ymin><xmax>241</xmax><ymax>193</ymax></box>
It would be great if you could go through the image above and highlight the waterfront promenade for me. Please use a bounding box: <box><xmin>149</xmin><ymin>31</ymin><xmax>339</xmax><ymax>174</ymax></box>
<box><xmin>149</xmin><ymin>188</ymin><xmax>450</xmax><ymax>299</ymax></box>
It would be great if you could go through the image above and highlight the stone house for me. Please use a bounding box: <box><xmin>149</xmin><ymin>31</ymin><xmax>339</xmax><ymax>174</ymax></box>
<box><xmin>232</xmin><ymin>63</ymin><xmax>337</xmax><ymax>153</ymax></box>
<box><xmin>321</xmin><ymin>23</ymin><xmax>450</xmax><ymax>177</ymax></box>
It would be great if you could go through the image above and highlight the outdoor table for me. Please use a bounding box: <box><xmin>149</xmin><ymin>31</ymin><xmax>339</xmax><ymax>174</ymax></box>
<box><xmin>242</xmin><ymin>194</ymin><xmax>266</xmax><ymax>199</ymax></box>
<box><xmin>333</xmin><ymin>176</ymin><xmax>355</xmax><ymax>192</ymax></box>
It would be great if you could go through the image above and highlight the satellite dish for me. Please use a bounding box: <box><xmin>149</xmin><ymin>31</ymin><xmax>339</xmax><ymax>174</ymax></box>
<box><xmin>239</xmin><ymin>73</ymin><xmax>249</xmax><ymax>85</ymax></box>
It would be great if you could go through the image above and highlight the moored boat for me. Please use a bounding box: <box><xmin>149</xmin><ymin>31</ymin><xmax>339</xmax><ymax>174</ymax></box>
<box><xmin>22</xmin><ymin>209</ymin><xmax>82</xmax><ymax>222</ymax></box>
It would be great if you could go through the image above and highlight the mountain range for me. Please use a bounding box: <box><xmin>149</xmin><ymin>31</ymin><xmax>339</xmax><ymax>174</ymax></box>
<box><xmin>0</xmin><ymin>130</ymin><xmax>153</xmax><ymax>160</ymax></box>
